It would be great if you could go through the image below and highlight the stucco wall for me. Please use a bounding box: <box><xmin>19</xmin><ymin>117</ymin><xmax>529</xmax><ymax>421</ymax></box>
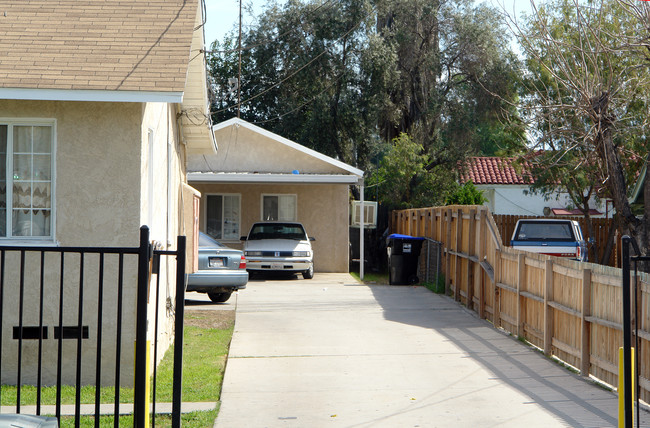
<box><xmin>190</xmin><ymin>182</ymin><xmax>350</xmax><ymax>272</ymax></box>
<box><xmin>191</xmin><ymin>124</ymin><xmax>354</xmax><ymax>174</ymax></box>
<box><xmin>0</xmin><ymin>100</ymin><xmax>145</xmax><ymax>386</ymax></box>
<box><xmin>479</xmin><ymin>185</ymin><xmax>606</xmax><ymax>216</ymax></box>
<box><xmin>0</xmin><ymin>100</ymin><xmax>143</xmax><ymax>245</ymax></box>
<box><xmin>140</xmin><ymin>102</ymin><xmax>188</xmax><ymax>366</ymax></box>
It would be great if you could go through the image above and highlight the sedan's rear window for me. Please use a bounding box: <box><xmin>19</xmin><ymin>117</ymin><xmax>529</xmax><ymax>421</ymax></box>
<box><xmin>515</xmin><ymin>222</ymin><xmax>575</xmax><ymax>241</ymax></box>
<box><xmin>248</xmin><ymin>223</ymin><xmax>307</xmax><ymax>240</ymax></box>
<box><xmin>199</xmin><ymin>232</ymin><xmax>226</xmax><ymax>248</ymax></box>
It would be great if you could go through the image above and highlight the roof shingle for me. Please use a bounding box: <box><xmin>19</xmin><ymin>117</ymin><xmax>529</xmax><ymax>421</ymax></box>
<box><xmin>460</xmin><ymin>157</ymin><xmax>534</xmax><ymax>185</ymax></box>
<box><xmin>0</xmin><ymin>0</ymin><xmax>198</xmax><ymax>93</ymax></box>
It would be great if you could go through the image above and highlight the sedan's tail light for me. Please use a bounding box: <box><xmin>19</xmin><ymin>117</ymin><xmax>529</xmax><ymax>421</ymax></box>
<box><xmin>239</xmin><ymin>255</ymin><xmax>247</xmax><ymax>269</ymax></box>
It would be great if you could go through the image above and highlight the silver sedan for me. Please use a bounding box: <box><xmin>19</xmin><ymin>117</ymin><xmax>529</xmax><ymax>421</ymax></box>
<box><xmin>186</xmin><ymin>232</ymin><xmax>248</xmax><ymax>303</ymax></box>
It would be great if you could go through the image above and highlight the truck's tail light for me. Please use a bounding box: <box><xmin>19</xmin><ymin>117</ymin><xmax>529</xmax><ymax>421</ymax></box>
<box><xmin>576</xmin><ymin>245</ymin><xmax>581</xmax><ymax>260</ymax></box>
<box><xmin>239</xmin><ymin>256</ymin><xmax>247</xmax><ymax>269</ymax></box>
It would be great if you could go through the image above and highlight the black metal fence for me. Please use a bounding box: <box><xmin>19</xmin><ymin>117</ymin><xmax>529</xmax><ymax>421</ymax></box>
<box><xmin>418</xmin><ymin>238</ymin><xmax>443</xmax><ymax>286</ymax></box>
<box><xmin>0</xmin><ymin>226</ymin><xmax>186</xmax><ymax>427</ymax></box>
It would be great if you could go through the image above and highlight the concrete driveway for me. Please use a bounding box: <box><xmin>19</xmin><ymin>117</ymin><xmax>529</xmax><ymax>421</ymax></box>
<box><xmin>215</xmin><ymin>273</ymin><xmax>648</xmax><ymax>427</ymax></box>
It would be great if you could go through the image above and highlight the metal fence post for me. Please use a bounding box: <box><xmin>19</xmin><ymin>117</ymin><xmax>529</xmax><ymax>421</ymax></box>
<box><xmin>134</xmin><ymin>226</ymin><xmax>151</xmax><ymax>427</ymax></box>
<box><xmin>172</xmin><ymin>235</ymin><xmax>187</xmax><ymax>428</ymax></box>
<box><xmin>621</xmin><ymin>236</ymin><xmax>632</xmax><ymax>428</ymax></box>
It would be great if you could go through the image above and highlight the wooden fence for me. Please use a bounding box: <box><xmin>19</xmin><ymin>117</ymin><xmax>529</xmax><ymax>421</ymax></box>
<box><xmin>493</xmin><ymin>214</ymin><xmax>620</xmax><ymax>268</ymax></box>
<box><xmin>391</xmin><ymin>205</ymin><xmax>650</xmax><ymax>403</ymax></box>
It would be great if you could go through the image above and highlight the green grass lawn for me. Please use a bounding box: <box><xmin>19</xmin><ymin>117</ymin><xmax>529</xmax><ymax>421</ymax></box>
<box><xmin>350</xmin><ymin>271</ymin><xmax>389</xmax><ymax>284</ymax></box>
<box><xmin>2</xmin><ymin>309</ymin><xmax>235</xmax><ymax>428</ymax></box>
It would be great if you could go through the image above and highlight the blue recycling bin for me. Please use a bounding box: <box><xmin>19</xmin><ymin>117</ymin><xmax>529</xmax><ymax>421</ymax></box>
<box><xmin>386</xmin><ymin>234</ymin><xmax>424</xmax><ymax>285</ymax></box>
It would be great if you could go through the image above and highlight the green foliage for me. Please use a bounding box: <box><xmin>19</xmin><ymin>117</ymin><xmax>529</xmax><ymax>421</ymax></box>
<box><xmin>2</xmin><ymin>320</ymin><xmax>231</xmax><ymax>428</ymax></box>
<box><xmin>350</xmin><ymin>271</ymin><xmax>389</xmax><ymax>284</ymax></box>
<box><xmin>373</xmin><ymin>0</ymin><xmax>526</xmax><ymax>158</ymax></box>
<box><xmin>208</xmin><ymin>0</ymin><xmax>527</xmax><ymax>207</ymax></box>
<box><xmin>155</xmin><ymin>323</ymin><xmax>233</xmax><ymax>402</ymax></box>
<box><xmin>445</xmin><ymin>181</ymin><xmax>487</xmax><ymax>206</ymax></box>
<box><xmin>208</xmin><ymin>0</ymin><xmax>380</xmax><ymax>171</ymax></box>
<box><xmin>368</xmin><ymin>134</ymin><xmax>456</xmax><ymax>209</ymax></box>
<box><xmin>519</xmin><ymin>0</ymin><xmax>650</xmax><ymax>208</ymax></box>
<box><xmin>423</xmin><ymin>274</ymin><xmax>446</xmax><ymax>294</ymax></box>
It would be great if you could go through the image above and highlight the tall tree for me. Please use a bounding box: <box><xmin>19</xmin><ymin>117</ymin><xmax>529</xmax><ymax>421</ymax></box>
<box><xmin>207</xmin><ymin>0</ymin><xmax>380</xmax><ymax>171</ymax></box>
<box><xmin>373</xmin><ymin>0</ymin><xmax>525</xmax><ymax>157</ymax></box>
<box><xmin>512</xmin><ymin>0</ymin><xmax>650</xmax><ymax>259</ymax></box>
<box><xmin>207</xmin><ymin>0</ymin><xmax>525</xmax><ymax>206</ymax></box>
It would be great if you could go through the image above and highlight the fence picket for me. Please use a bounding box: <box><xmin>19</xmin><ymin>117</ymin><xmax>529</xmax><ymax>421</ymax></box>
<box><xmin>391</xmin><ymin>205</ymin><xmax>645</xmax><ymax>400</ymax></box>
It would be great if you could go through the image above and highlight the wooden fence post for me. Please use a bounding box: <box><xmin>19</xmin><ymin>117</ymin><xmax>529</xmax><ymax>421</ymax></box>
<box><xmin>494</xmin><ymin>249</ymin><xmax>501</xmax><ymax>327</ymax></box>
<box><xmin>467</xmin><ymin>209</ymin><xmax>476</xmax><ymax>311</ymax></box>
<box><xmin>455</xmin><ymin>208</ymin><xmax>463</xmax><ymax>302</ymax></box>
<box><xmin>477</xmin><ymin>209</ymin><xmax>487</xmax><ymax>319</ymax></box>
<box><xmin>517</xmin><ymin>253</ymin><xmax>526</xmax><ymax>338</ymax></box>
<box><xmin>544</xmin><ymin>259</ymin><xmax>554</xmax><ymax>356</ymax></box>
<box><xmin>445</xmin><ymin>208</ymin><xmax>452</xmax><ymax>295</ymax></box>
<box><xmin>581</xmin><ymin>268</ymin><xmax>591</xmax><ymax>376</ymax></box>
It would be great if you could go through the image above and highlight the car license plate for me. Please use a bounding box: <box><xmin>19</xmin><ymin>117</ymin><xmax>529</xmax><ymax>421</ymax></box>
<box><xmin>271</xmin><ymin>263</ymin><xmax>283</xmax><ymax>270</ymax></box>
<box><xmin>209</xmin><ymin>257</ymin><xmax>224</xmax><ymax>268</ymax></box>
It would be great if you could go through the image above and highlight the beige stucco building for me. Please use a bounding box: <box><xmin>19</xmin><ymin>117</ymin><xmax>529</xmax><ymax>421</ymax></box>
<box><xmin>188</xmin><ymin>118</ymin><xmax>364</xmax><ymax>273</ymax></box>
<box><xmin>0</xmin><ymin>1</ymin><xmax>214</xmax><ymax>385</ymax></box>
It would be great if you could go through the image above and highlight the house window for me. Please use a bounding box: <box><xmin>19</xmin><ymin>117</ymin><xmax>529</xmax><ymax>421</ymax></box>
<box><xmin>206</xmin><ymin>194</ymin><xmax>240</xmax><ymax>240</ymax></box>
<box><xmin>0</xmin><ymin>122</ymin><xmax>54</xmax><ymax>239</ymax></box>
<box><xmin>262</xmin><ymin>194</ymin><xmax>296</xmax><ymax>221</ymax></box>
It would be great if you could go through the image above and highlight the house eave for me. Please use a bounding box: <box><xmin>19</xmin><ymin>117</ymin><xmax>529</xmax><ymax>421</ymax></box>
<box><xmin>0</xmin><ymin>88</ymin><xmax>184</xmax><ymax>103</ymax></box>
<box><xmin>213</xmin><ymin>118</ymin><xmax>364</xmax><ymax>177</ymax></box>
<box><xmin>187</xmin><ymin>172</ymin><xmax>362</xmax><ymax>184</ymax></box>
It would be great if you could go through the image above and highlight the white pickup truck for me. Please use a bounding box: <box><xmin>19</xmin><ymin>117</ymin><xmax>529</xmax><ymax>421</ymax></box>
<box><xmin>510</xmin><ymin>219</ymin><xmax>588</xmax><ymax>261</ymax></box>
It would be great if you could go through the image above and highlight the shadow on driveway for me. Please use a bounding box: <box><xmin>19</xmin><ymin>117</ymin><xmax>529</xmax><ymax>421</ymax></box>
<box><xmin>368</xmin><ymin>284</ymin><xmax>645</xmax><ymax>428</ymax></box>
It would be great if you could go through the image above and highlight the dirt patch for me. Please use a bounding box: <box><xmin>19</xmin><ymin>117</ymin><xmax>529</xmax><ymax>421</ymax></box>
<box><xmin>185</xmin><ymin>310</ymin><xmax>235</xmax><ymax>330</ymax></box>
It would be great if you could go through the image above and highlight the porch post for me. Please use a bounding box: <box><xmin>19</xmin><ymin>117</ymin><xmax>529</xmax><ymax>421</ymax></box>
<box><xmin>360</xmin><ymin>179</ymin><xmax>365</xmax><ymax>280</ymax></box>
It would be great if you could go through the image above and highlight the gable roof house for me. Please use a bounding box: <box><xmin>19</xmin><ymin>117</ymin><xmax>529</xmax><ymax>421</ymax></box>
<box><xmin>460</xmin><ymin>157</ymin><xmax>605</xmax><ymax>216</ymax></box>
<box><xmin>0</xmin><ymin>0</ymin><xmax>215</xmax><ymax>386</ymax></box>
<box><xmin>188</xmin><ymin>118</ymin><xmax>364</xmax><ymax>273</ymax></box>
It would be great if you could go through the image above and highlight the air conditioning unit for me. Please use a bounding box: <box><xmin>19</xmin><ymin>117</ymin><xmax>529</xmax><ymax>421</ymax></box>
<box><xmin>351</xmin><ymin>201</ymin><xmax>377</xmax><ymax>228</ymax></box>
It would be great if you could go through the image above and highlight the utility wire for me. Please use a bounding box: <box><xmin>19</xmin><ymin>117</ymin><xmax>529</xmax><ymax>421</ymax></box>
<box><xmin>251</xmin><ymin>40</ymin><xmax>367</xmax><ymax>124</ymax></box>
<box><xmin>212</xmin><ymin>7</ymin><xmax>371</xmax><ymax>116</ymax></box>
<box><xmin>203</xmin><ymin>0</ymin><xmax>338</xmax><ymax>54</ymax></box>
<box><xmin>252</xmin><ymin>74</ymin><xmax>342</xmax><ymax>124</ymax></box>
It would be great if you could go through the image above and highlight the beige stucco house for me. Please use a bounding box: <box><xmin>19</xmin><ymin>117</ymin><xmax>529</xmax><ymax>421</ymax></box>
<box><xmin>188</xmin><ymin>118</ymin><xmax>364</xmax><ymax>273</ymax></box>
<box><xmin>0</xmin><ymin>0</ymin><xmax>214</xmax><ymax>385</ymax></box>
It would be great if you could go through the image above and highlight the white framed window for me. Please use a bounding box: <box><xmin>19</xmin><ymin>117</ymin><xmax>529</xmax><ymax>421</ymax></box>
<box><xmin>205</xmin><ymin>194</ymin><xmax>240</xmax><ymax>240</ymax></box>
<box><xmin>0</xmin><ymin>121</ymin><xmax>55</xmax><ymax>239</ymax></box>
<box><xmin>262</xmin><ymin>194</ymin><xmax>296</xmax><ymax>221</ymax></box>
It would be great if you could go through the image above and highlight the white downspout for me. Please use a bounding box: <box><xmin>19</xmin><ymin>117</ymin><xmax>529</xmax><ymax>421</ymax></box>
<box><xmin>360</xmin><ymin>179</ymin><xmax>365</xmax><ymax>280</ymax></box>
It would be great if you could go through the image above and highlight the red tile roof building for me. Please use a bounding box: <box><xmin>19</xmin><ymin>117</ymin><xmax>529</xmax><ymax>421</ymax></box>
<box><xmin>460</xmin><ymin>157</ymin><xmax>534</xmax><ymax>185</ymax></box>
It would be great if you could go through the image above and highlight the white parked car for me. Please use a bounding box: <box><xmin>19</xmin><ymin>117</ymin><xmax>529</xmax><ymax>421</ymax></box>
<box><xmin>241</xmin><ymin>222</ymin><xmax>315</xmax><ymax>279</ymax></box>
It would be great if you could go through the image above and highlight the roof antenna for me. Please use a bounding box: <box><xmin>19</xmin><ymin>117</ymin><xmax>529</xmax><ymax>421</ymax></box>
<box><xmin>237</xmin><ymin>0</ymin><xmax>242</xmax><ymax>118</ymax></box>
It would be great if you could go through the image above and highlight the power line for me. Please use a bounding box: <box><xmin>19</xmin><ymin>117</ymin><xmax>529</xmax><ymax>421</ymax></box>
<box><xmin>212</xmin><ymin>7</ymin><xmax>371</xmax><ymax>116</ymax></box>
<box><xmin>202</xmin><ymin>0</ymin><xmax>338</xmax><ymax>55</ymax></box>
<box><xmin>252</xmin><ymin>73</ymin><xmax>342</xmax><ymax>124</ymax></box>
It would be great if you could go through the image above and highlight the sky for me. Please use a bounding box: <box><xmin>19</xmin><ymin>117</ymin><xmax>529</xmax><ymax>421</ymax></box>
<box><xmin>203</xmin><ymin>0</ymin><xmax>534</xmax><ymax>47</ymax></box>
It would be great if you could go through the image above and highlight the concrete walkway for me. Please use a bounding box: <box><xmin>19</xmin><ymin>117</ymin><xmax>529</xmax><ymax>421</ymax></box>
<box><xmin>215</xmin><ymin>273</ymin><xmax>649</xmax><ymax>427</ymax></box>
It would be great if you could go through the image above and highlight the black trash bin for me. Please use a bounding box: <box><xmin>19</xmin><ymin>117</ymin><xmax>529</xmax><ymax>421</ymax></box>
<box><xmin>386</xmin><ymin>234</ymin><xmax>424</xmax><ymax>285</ymax></box>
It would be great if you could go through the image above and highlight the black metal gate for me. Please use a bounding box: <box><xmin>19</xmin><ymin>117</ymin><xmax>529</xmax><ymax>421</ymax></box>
<box><xmin>0</xmin><ymin>226</ymin><xmax>186</xmax><ymax>427</ymax></box>
<box><xmin>621</xmin><ymin>235</ymin><xmax>647</xmax><ymax>428</ymax></box>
